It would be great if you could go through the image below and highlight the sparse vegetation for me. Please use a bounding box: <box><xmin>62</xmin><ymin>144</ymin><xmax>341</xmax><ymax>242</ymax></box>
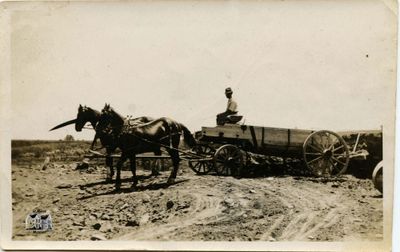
<box><xmin>11</xmin><ymin>140</ymin><xmax>91</xmax><ymax>161</ymax></box>
<box><xmin>64</xmin><ymin>135</ymin><xmax>75</xmax><ymax>141</ymax></box>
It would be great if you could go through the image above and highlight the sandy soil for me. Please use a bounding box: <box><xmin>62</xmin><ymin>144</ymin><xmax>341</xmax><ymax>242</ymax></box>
<box><xmin>12</xmin><ymin>160</ymin><xmax>382</xmax><ymax>241</ymax></box>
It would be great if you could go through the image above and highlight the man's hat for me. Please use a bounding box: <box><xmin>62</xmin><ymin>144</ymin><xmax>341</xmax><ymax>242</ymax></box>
<box><xmin>225</xmin><ymin>87</ymin><xmax>233</xmax><ymax>94</ymax></box>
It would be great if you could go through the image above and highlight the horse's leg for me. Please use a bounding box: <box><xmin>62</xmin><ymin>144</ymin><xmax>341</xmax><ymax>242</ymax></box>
<box><xmin>166</xmin><ymin>134</ymin><xmax>181</xmax><ymax>184</ymax></box>
<box><xmin>90</xmin><ymin>133</ymin><xmax>97</xmax><ymax>150</ymax></box>
<box><xmin>151</xmin><ymin>159</ymin><xmax>160</xmax><ymax>176</ymax></box>
<box><xmin>129</xmin><ymin>154</ymin><xmax>138</xmax><ymax>189</ymax></box>
<box><xmin>151</xmin><ymin>149</ymin><xmax>161</xmax><ymax>176</ymax></box>
<box><xmin>167</xmin><ymin>149</ymin><xmax>180</xmax><ymax>184</ymax></box>
<box><xmin>115</xmin><ymin>154</ymin><xmax>127</xmax><ymax>191</ymax></box>
<box><xmin>105</xmin><ymin>154</ymin><xmax>114</xmax><ymax>182</ymax></box>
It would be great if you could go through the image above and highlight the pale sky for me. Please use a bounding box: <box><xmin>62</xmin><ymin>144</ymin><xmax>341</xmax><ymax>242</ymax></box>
<box><xmin>8</xmin><ymin>0</ymin><xmax>397</xmax><ymax>140</ymax></box>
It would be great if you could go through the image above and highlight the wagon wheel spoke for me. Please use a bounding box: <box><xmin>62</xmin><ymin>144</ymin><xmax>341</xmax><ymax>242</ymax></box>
<box><xmin>198</xmin><ymin>163</ymin><xmax>205</xmax><ymax>173</ymax></box>
<box><xmin>225</xmin><ymin>166</ymin><xmax>231</xmax><ymax>176</ymax></box>
<box><xmin>332</xmin><ymin>157</ymin><xmax>346</xmax><ymax>166</ymax></box>
<box><xmin>329</xmin><ymin>159</ymin><xmax>342</xmax><ymax>174</ymax></box>
<box><xmin>317</xmin><ymin>133</ymin><xmax>328</xmax><ymax>150</ymax></box>
<box><xmin>218</xmin><ymin>149</ymin><xmax>229</xmax><ymax>159</ymax></box>
<box><xmin>328</xmin><ymin>139</ymin><xmax>338</xmax><ymax>150</ymax></box>
<box><xmin>322</xmin><ymin>159</ymin><xmax>331</xmax><ymax>176</ymax></box>
<box><xmin>307</xmin><ymin>156</ymin><xmax>323</xmax><ymax>164</ymax></box>
<box><xmin>202</xmin><ymin>162</ymin><xmax>210</xmax><ymax>173</ymax></box>
<box><xmin>329</xmin><ymin>159</ymin><xmax>337</xmax><ymax>170</ymax></box>
<box><xmin>304</xmin><ymin>152</ymin><xmax>323</xmax><ymax>156</ymax></box>
<box><xmin>189</xmin><ymin>160</ymin><xmax>202</xmax><ymax>173</ymax></box>
<box><xmin>320</xmin><ymin>133</ymin><xmax>328</xmax><ymax>149</ymax></box>
<box><xmin>306</xmin><ymin>158</ymin><xmax>324</xmax><ymax>176</ymax></box>
<box><xmin>215</xmin><ymin>156</ymin><xmax>227</xmax><ymax>163</ymax></box>
<box><xmin>308</xmin><ymin>144</ymin><xmax>324</xmax><ymax>153</ymax></box>
<box><xmin>333</xmin><ymin>145</ymin><xmax>345</xmax><ymax>152</ymax></box>
<box><xmin>222</xmin><ymin>147</ymin><xmax>230</xmax><ymax>156</ymax></box>
<box><xmin>332</xmin><ymin>153</ymin><xmax>345</xmax><ymax>159</ymax></box>
<box><xmin>317</xmin><ymin>134</ymin><xmax>324</xmax><ymax>149</ymax></box>
<box><xmin>328</xmin><ymin>159</ymin><xmax>336</xmax><ymax>174</ymax></box>
<box><xmin>192</xmin><ymin>161</ymin><xmax>201</xmax><ymax>170</ymax></box>
<box><xmin>196</xmin><ymin>163</ymin><xmax>202</xmax><ymax>173</ymax></box>
<box><xmin>326</xmin><ymin>132</ymin><xmax>336</xmax><ymax>147</ymax></box>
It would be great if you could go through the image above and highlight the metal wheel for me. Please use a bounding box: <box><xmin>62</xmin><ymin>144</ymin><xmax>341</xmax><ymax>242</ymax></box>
<box><xmin>214</xmin><ymin>144</ymin><xmax>244</xmax><ymax>176</ymax></box>
<box><xmin>303</xmin><ymin>130</ymin><xmax>350</xmax><ymax>177</ymax></box>
<box><xmin>188</xmin><ymin>144</ymin><xmax>215</xmax><ymax>175</ymax></box>
<box><xmin>372</xmin><ymin>161</ymin><xmax>383</xmax><ymax>193</ymax></box>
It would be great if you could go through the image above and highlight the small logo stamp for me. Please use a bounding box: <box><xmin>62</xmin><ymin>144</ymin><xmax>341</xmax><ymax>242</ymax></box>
<box><xmin>25</xmin><ymin>211</ymin><xmax>53</xmax><ymax>232</ymax></box>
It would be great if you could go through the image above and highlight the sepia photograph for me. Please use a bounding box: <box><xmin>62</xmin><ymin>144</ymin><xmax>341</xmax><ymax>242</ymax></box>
<box><xmin>0</xmin><ymin>0</ymin><xmax>397</xmax><ymax>251</ymax></box>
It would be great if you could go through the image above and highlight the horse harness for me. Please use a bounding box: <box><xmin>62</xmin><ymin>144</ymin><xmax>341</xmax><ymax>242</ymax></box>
<box><xmin>98</xmin><ymin>118</ymin><xmax>182</xmax><ymax>151</ymax></box>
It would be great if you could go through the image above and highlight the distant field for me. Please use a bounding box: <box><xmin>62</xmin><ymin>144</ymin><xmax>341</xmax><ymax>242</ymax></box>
<box><xmin>12</xmin><ymin>140</ymin><xmax>92</xmax><ymax>161</ymax></box>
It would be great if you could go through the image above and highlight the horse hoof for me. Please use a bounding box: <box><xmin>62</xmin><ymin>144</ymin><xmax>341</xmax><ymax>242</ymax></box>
<box><xmin>167</xmin><ymin>178</ymin><xmax>175</xmax><ymax>184</ymax></box>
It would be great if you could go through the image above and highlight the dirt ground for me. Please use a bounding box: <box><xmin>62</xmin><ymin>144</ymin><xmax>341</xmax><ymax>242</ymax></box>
<box><xmin>11</xmin><ymin>158</ymin><xmax>382</xmax><ymax>242</ymax></box>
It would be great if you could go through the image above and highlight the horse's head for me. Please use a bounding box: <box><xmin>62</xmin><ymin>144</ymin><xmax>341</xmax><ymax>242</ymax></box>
<box><xmin>75</xmin><ymin>105</ymin><xmax>100</xmax><ymax>132</ymax></box>
<box><xmin>96</xmin><ymin>103</ymin><xmax>124</xmax><ymax>133</ymax></box>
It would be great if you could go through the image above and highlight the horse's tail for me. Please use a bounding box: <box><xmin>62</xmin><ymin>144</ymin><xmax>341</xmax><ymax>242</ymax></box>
<box><xmin>179</xmin><ymin>124</ymin><xmax>197</xmax><ymax>148</ymax></box>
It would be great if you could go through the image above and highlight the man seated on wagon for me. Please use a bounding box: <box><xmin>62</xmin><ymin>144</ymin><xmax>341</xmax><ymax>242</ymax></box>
<box><xmin>216</xmin><ymin>87</ymin><xmax>241</xmax><ymax>125</ymax></box>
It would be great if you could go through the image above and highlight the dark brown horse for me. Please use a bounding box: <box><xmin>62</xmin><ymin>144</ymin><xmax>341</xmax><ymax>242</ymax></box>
<box><xmin>96</xmin><ymin>104</ymin><xmax>196</xmax><ymax>190</ymax></box>
<box><xmin>50</xmin><ymin>105</ymin><xmax>154</xmax><ymax>181</ymax></box>
<box><xmin>75</xmin><ymin>105</ymin><xmax>154</xmax><ymax>181</ymax></box>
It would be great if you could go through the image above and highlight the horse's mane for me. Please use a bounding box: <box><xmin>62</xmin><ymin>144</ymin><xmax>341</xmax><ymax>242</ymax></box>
<box><xmin>89</xmin><ymin>107</ymin><xmax>101</xmax><ymax>116</ymax></box>
<box><xmin>107</xmin><ymin>106</ymin><xmax>125</xmax><ymax>127</ymax></box>
<box><xmin>79</xmin><ymin>105</ymin><xmax>101</xmax><ymax>117</ymax></box>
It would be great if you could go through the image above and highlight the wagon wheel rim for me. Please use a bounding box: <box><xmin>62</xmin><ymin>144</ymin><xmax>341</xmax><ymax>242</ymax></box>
<box><xmin>188</xmin><ymin>144</ymin><xmax>215</xmax><ymax>175</ymax></box>
<box><xmin>372</xmin><ymin>161</ymin><xmax>383</xmax><ymax>193</ymax></box>
<box><xmin>214</xmin><ymin>144</ymin><xmax>243</xmax><ymax>176</ymax></box>
<box><xmin>303</xmin><ymin>130</ymin><xmax>350</xmax><ymax>177</ymax></box>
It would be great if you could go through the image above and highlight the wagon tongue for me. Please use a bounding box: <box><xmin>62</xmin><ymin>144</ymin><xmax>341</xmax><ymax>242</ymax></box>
<box><xmin>49</xmin><ymin>119</ymin><xmax>77</xmax><ymax>131</ymax></box>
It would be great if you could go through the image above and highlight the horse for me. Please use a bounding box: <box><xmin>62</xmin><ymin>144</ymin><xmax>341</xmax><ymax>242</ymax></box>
<box><xmin>96</xmin><ymin>104</ymin><xmax>196</xmax><ymax>191</ymax></box>
<box><xmin>75</xmin><ymin>105</ymin><xmax>155</xmax><ymax>181</ymax></box>
<box><xmin>50</xmin><ymin>104</ymin><xmax>154</xmax><ymax>181</ymax></box>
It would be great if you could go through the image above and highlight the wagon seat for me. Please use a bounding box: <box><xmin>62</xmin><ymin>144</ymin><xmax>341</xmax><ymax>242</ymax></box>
<box><xmin>225</xmin><ymin>112</ymin><xmax>243</xmax><ymax>124</ymax></box>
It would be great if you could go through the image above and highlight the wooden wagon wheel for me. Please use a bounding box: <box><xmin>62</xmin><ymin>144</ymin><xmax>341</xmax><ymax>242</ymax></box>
<box><xmin>188</xmin><ymin>144</ymin><xmax>215</xmax><ymax>175</ymax></box>
<box><xmin>303</xmin><ymin>130</ymin><xmax>350</xmax><ymax>177</ymax></box>
<box><xmin>214</xmin><ymin>144</ymin><xmax>244</xmax><ymax>176</ymax></box>
<box><xmin>372</xmin><ymin>161</ymin><xmax>383</xmax><ymax>193</ymax></box>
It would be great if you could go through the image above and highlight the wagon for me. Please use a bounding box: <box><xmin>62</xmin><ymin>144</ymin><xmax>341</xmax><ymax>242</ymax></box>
<box><xmin>187</xmin><ymin>124</ymin><xmax>353</xmax><ymax>177</ymax></box>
